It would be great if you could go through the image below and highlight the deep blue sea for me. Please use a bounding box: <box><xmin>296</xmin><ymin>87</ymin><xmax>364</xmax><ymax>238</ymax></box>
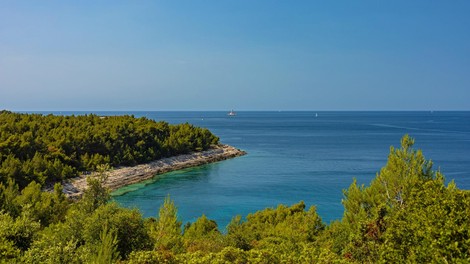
<box><xmin>47</xmin><ymin>111</ymin><xmax>470</xmax><ymax>228</ymax></box>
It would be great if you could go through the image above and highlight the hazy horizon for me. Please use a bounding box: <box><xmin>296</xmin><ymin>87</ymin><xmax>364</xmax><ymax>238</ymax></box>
<box><xmin>2</xmin><ymin>1</ymin><xmax>469</xmax><ymax>111</ymax></box>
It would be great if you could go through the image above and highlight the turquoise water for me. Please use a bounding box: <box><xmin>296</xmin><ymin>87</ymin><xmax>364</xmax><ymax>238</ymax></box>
<box><xmin>109</xmin><ymin>111</ymin><xmax>470</xmax><ymax>228</ymax></box>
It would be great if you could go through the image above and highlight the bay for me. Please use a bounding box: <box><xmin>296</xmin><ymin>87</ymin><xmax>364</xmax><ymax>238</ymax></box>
<box><xmin>106</xmin><ymin>111</ymin><xmax>470</xmax><ymax>228</ymax></box>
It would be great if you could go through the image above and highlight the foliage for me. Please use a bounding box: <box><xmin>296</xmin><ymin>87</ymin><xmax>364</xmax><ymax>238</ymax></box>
<box><xmin>338</xmin><ymin>134</ymin><xmax>470</xmax><ymax>263</ymax></box>
<box><xmin>21</xmin><ymin>179</ymin><xmax>150</xmax><ymax>263</ymax></box>
<box><xmin>380</xmin><ymin>178</ymin><xmax>470</xmax><ymax>263</ymax></box>
<box><xmin>0</xmin><ymin>111</ymin><xmax>219</xmax><ymax>189</ymax></box>
<box><xmin>80</xmin><ymin>165</ymin><xmax>111</xmax><ymax>214</ymax></box>
<box><xmin>0</xmin><ymin>132</ymin><xmax>469</xmax><ymax>263</ymax></box>
<box><xmin>225</xmin><ymin>201</ymin><xmax>324</xmax><ymax>253</ymax></box>
<box><xmin>149</xmin><ymin>196</ymin><xmax>184</xmax><ymax>253</ymax></box>
<box><xmin>183</xmin><ymin>214</ymin><xmax>224</xmax><ymax>253</ymax></box>
<box><xmin>0</xmin><ymin>210</ymin><xmax>40</xmax><ymax>261</ymax></box>
<box><xmin>93</xmin><ymin>224</ymin><xmax>120</xmax><ymax>264</ymax></box>
<box><xmin>83</xmin><ymin>203</ymin><xmax>151</xmax><ymax>259</ymax></box>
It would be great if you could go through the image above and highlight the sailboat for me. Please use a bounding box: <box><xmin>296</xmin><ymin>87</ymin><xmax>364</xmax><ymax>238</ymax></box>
<box><xmin>228</xmin><ymin>109</ymin><xmax>236</xmax><ymax>116</ymax></box>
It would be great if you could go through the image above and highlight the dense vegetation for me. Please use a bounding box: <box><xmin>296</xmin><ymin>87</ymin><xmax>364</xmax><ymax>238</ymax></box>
<box><xmin>0</xmin><ymin>135</ymin><xmax>468</xmax><ymax>263</ymax></box>
<box><xmin>0</xmin><ymin>111</ymin><xmax>219</xmax><ymax>188</ymax></box>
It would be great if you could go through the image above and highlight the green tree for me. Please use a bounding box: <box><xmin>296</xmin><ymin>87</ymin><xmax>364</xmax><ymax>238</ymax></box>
<box><xmin>84</xmin><ymin>203</ymin><xmax>151</xmax><ymax>259</ymax></box>
<box><xmin>150</xmin><ymin>196</ymin><xmax>183</xmax><ymax>253</ymax></box>
<box><xmin>225</xmin><ymin>201</ymin><xmax>325</xmax><ymax>258</ymax></box>
<box><xmin>380</xmin><ymin>177</ymin><xmax>470</xmax><ymax>263</ymax></box>
<box><xmin>22</xmin><ymin>222</ymin><xmax>84</xmax><ymax>264</ymax></box>
<box><xmin>0</xmin><ymin>212</ymin><xmax>21</xmax><ymax>261</ymax></box>
<box><xmin>340</xmin><ymin>135</ymin><xmax>469</xmax><ymax>263</ymax></box>
<box><xmin>0</xmin><ymin>179</ymin><xmax>20</xmax><ymax>218</ymax></box>
<box><xmin>80</xmin><ymin>165</ymin><xmax>111</xmax><ymax>214</ymax></box>
<box><xmin>0</xmin><ymin>209</ymin><xmax>40</xmax><ymax>257</ymax></box>
<box><xmin>183</xmin><ymin>214</ymin><xmax>224</xmax><ymax>253</ymax></box>
<box><xmin>93</xmin><ymin>224</ymin><xmax>119</xmax><ymax>264</ymax></box>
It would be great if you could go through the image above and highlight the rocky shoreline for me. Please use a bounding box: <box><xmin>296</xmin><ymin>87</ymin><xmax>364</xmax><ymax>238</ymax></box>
<box><xmin>61</xmin><ymin>144</ymin><xmax>246</xmax><ymax>198</ymax></box>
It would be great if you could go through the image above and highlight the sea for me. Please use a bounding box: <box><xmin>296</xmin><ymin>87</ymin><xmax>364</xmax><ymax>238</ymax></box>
<box><xmin>44</xmin><ymin>111</ymin><xmax>470</xmax><ymax>228</ymax></box>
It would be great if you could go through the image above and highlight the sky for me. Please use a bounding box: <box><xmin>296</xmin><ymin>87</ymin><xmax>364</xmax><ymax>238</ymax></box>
<box><xmin>1</xmin><ymin>1</ymin><xmax>469</xmax><ymax>111</ymax></box>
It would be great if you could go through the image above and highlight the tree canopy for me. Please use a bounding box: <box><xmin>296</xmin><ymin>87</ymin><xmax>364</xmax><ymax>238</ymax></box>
<box><xmin>0</xmin><ymin>111</ymin><xmax>219</xmax><ymax>188</ymax></box>
<box><xmin>0</xmin><ymin>131</ymin><xmax>469</xmax><ymax>262</ymax></box>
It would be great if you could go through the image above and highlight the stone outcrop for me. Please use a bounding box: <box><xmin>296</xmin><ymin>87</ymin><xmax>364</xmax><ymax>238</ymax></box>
<box><xmin>61</xmin><ymin>144</ymin><xmax>246</xmax><ymax>198</ymax></box>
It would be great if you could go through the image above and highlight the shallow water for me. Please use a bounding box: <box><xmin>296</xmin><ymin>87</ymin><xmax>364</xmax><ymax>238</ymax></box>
<box><xmin>109</xmin><ymin>111</ymin><xmax>470</xmax><ymax>228</ymax></box>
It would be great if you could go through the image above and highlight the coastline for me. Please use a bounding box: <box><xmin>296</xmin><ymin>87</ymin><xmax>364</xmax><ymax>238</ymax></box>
<box><xmin>61</xmin><ymin>144</ymin><xmax>246</xmax><ymax>198</ymax></box>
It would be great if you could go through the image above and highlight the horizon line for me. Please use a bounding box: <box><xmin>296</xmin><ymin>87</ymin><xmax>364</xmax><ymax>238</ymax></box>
<box><xmin>6</xmin><ymin>109</ymin><xmax>470</xmax><ymax>113</ymax></box>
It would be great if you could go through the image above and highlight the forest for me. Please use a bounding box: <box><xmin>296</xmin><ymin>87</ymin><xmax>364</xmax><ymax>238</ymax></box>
<box><xmin>0</xmin><ymin>112</ymin><xmax>469</xmax><ymax>262</ymax></box>
<box><xmin>0</xmin><ymin>111</ymin><xmax>219</xmax><ymax>189</ymax></box>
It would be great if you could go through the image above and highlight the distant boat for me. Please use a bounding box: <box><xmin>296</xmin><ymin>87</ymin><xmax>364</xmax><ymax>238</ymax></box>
<box><xmin>228</xmin><ymin>110</ymin><xmax>236</xmax><ymax>116</ymax></box>
<box><xmin>315</xmin><ymin>113</ymin><xmax>318</xmax><ymax>118</ymax></box>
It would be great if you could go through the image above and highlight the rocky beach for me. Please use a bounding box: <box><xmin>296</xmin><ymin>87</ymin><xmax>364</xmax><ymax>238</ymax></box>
<box><xmin>61</xmin><ymin>144</ymin><xmax>246</xmax><ymax>198</ymax></box>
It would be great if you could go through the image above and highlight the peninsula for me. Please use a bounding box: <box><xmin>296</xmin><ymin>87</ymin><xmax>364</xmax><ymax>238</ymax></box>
<box><xmin>0</xmin><ymin>111</ymin><xmax>234</xmax><ymax>192</ymax></box>
<box><xmin>62</xmin><ymin>144</ymin><xmax>246</xmax><ymax>198</ymax></box>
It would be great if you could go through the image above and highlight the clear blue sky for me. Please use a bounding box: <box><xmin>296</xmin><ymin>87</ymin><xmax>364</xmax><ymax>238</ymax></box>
<box><xmin>1</xmin><ymin>1</ymin><xmax>469</xmax><ymax>111</ymax></box>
